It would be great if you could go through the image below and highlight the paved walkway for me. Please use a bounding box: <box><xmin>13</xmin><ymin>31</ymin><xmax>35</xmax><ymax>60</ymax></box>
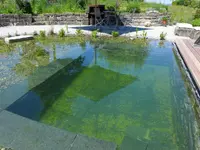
<box><xmin>0</xmin><ymin>25</ymin><xmax>178</xmax><ymax>41</ymax></box>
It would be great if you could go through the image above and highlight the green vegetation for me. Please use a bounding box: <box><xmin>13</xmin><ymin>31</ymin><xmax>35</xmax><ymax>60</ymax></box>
<box><xmin>58</xmin><ymin>28</ymin><xmax>65</xmax><ymax>37</ymax></box>
<box><xmin>76</xmin><ymin>29</ymin><xmax>84</xmax><ymax>36</ymax></box>
<box><xmin>141</xmin><ymin>31</ymin><xmax>147</xmax><ymax>39</ymax></box>
<box><xmin>111</xmin><ymin>31</ymin><xmax>119</xmax><ymax>37</ymax></box>
<box><xmin>91</xmin><ymin>30</ymin><xmax>98</xmax><ymax>38</ymax></box>
<box><xmin>192</xmin><ymin>18</ymin><xmax>200</xmax><ymax>26</ymax></box>
<box><xmin>160</xmin><ymin>32</ymin><xmax>167</xmax><ymax>40</ymax></box>
<box><xmin>39</xmin><ymin>30</ymin><xmax>46</xmax><ymax>38</ymax></box>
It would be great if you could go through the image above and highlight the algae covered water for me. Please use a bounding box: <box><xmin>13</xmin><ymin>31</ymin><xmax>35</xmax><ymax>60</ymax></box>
<box><xmin>4</xmin><ymin>39</ymin><xmax>199</xmax><ymax>149</ymax></box>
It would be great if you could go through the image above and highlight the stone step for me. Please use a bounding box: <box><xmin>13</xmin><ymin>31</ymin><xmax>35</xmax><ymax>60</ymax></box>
<box><xmin>4</xmin><ymin>35</ymin><xmax>34</xmax><ymax>44</ymax></box>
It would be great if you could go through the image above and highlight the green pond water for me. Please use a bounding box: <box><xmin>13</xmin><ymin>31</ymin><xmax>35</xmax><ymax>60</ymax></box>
<box><xmin>1</xmin><ymin>38</ymin><xmax>199</xmax><ymax>149</ymax></box>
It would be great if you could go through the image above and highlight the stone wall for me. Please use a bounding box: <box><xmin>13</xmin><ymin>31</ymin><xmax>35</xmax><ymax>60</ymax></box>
<box><xmin>32</xmin><ymin>13</ymin><xmax>88</xmax><ymax>25</ymax></box>
<box><xmin>0</xmin><ymin>13</ymin><xmax>169</xmax><ymax>27</ymax></box>
<box><xmin>0</xmin><ymin>14</ymin><xmax>32</xmax><ymax>26</ymax></box>
<box><xmin>121</xmin><ymin>13</ymin><xmax>169</xmax><ymax>26</ymax></box>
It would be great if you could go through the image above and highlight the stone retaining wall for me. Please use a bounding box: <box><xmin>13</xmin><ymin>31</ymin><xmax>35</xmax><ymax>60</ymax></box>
<box><xmin>0</xmin><ymin>14</ymin><xmax>32</xmax><ymax>26</ymax></box>
<box><xmin>0</xmin><ymin>13</ymin><xmax>169</xmax><ymax>27</ymax></box>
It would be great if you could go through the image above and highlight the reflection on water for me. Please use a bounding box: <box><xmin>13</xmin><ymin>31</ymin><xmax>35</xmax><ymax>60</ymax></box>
<box><xmin>2</xmin><ymin>39</ymin><xmax>199</xmax><ymax>149</ymax></box>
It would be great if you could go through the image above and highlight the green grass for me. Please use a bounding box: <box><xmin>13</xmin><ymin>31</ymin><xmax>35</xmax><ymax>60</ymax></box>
<box><xmin>0</xmin><ymin>0</ymin><xmax>169</xmax><ymax>14</ymax></box>
<box><xmin>168</xmin><ymin>5</ymin><xmax>196</xmax><ymax>23</ymax></box>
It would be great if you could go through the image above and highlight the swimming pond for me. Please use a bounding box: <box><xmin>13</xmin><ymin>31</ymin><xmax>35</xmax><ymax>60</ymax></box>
<box><xmin>0</xmin><ymin>38</ymin><xmax>199</xmax><ymax>149</ymax></box>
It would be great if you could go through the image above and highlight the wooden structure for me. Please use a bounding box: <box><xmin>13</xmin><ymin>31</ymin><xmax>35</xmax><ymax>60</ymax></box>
<box><xmin>175</xmin><ymin>38</ymin><xmax>200</xmax><ymax>89</ymax></box>
<box><xmin>87</xmin><ymin>5</ymin><xmax>105</xmax><ymax>25</ymax></box>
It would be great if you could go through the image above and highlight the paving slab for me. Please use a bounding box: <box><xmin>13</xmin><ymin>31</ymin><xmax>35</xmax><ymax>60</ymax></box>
<box><xmin>4</xmin><ymin>35</ymin><xmax>33</xmax><ymax>44</ymax></box>
<box><xmin>0</xmin><ymin>110</ymin><xmax>116</xmax><ymax>150</ymax></box>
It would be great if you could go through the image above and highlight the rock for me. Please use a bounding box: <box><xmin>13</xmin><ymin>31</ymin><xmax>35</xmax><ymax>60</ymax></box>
<box><xmin>144</xmin><ymin>21</ymin><xmax>151</xmax><ymax>27</ymax></box>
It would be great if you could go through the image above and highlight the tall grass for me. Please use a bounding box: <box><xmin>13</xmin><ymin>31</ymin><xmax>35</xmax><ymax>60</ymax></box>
<box><xmin>168</xmin><ymin>5</ymin><xmax>196</xmax><ymax>23</ymax></box>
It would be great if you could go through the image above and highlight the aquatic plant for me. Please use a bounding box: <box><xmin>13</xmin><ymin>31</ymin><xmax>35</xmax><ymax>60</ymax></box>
<box><xmin>91</xmin><ymin>30</ymin><xmax>98</xmax><ymax>38</ymax></box>
<box><xmin>136</xmin><ymin>28</ymin><xmax>139</xmax><ymax>38</ymax></box>
<box><xmin>76</xmin><ymin>29</ymin><xmax>83</xmax><ymax>36</ymax></box>
<box><xmin>39</xmin><ymin>30</ymin><xmax>46</xmax><ymax>38</ymax></box>
<box><xmin>111</xmin><ymin>31</ymin><xmax>119</xmax><ymax>37</ymax></box>
<box><xmin>141</xmin><ymin>31</ymin><xmax>147</xmax><ymax>40</ymax></box>
<box><xmin>58</xmin><ymin>28</ymin><xmax>65</xmax><ymax>37</ymax></box>
<box><xmin>160</xmin><ymin>32</ymin><xmax>167</xmax><ymax>40</ymax></box>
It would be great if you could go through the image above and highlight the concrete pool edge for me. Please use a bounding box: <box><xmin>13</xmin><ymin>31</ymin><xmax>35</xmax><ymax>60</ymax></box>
<box><xmin>0</xmin><ymin>110</ymin><xmax>117</xmax><ymax>150</ymax></box>
<box><xmin>173</xmin><ymin>42</ymin><xmax>200</xmax><ymax>148</ymax></box>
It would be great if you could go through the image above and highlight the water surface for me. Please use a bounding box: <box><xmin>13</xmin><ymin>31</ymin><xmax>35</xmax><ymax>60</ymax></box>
<box><xmin>1</xmin><ymin>39</ymin><xmax>199</xmax><ymax>149</ymax></box>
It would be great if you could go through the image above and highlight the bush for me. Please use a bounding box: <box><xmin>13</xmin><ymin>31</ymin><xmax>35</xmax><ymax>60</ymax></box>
<box><xmin>91</xmin><ymin>30</ymin><xmax>98</xmax><ymax>38</ymax></box>
<box><xmin>111</xmin><ymin>31</ymin><xmax>119</xmax><ymax>37</ymax></box>
<box><xmin>160</xmin><ymin>32</ymin><xmax>167</xmax><ymax>40</ymax></box>
<box><xmin>192</xmin><ymin>19</ymin><xmax>200</xmax><ymax>27</ymax></box>
<box><xmin>39</xmin><ymin>30</ymin><xmax>46</xmax><ymax>38</ymax></box>
<box><xmin>58</xmin><ymin>28</ymin><xmax>65</xmax><ymax>37</ymax></box>
<box><xmin>194</xmin><ymin>9</ymin><xmax>200</xmax><ymax>19</ymax></box>
<box><xmin>126</xmin><ymin>3</ymin><xmax>141</xmax><ymax>13</ymax></box>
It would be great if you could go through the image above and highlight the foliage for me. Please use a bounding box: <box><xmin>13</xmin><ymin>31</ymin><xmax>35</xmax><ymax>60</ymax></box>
<box><xmin>58</xmin><ymin>28</ymin><xmax>65</xmax><ymax>37</ymax></box>
<box><xmin>91</xmin><ymin>30</ymin><xmax>98</xmax><ymax>38</ymax></box>
<box><xmin>141</xmin><ymin>31</ymin><xmax>147</xmax><ymax>39</ymax></box>
<box><xmin>0</xmin><ymin>0</ymin><xmax>170</xmax><ymax>14</ymax></box>
<box><xmin>162</xmin><ymin>16</ymin><xmax>168</xmax><ymax>21</ymax></box>
<box><xmin>126</xmin><ymin>2</ymin><xmax>141</xmax><ymax>13</ymax></box>
<box><xmin>111</xmin><ymin>31</ymin><xmax>119</xmax><ymax>37</ymax></box>
<box><xmin>194</xmin><ymin>8</ymin><xmax>200</xmax><ymax>19</ymax></box>
<box><xmin>192</xmin><ymin>18</ymin><xmax>200</xmax><ymax>26</ymax></box>
<box><xmin>76</xmin><ymin>29</ymin><xmax>83</xmax><ymax>36</ymax></box>
<box><xmin>136</xmin><ymin>28</ymin><xmax>139</xmax><ymax>38</ymax></box>
<box><xmin>160</xmin><ymin>32</ymin><xmax>167</xmax><ymax>40</ymax></box>
<box><xmin>15</xmin><ymin>0</ymin><xmax>32</xmax><ymax>13</ymax></box>
<box><xmin>39</xmin><ymin>30</ymin><xmax>46</xmax><ymax>38</ymax></box>
<box><xmin>168</xmin><ymin>5</ymin><xmax>196</xmax><ymax>23</ymax></box>
<box><xmin>172</xmin><ymin>0</ymin><xmax>200</xmax><ymax>8</ymax></box>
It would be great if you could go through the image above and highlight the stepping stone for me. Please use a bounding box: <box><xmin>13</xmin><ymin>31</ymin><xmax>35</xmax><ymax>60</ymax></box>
<box><xmin>4</xmin><ymin>35</ymin><xmax>33</xmax><ymax>44</ymax></box>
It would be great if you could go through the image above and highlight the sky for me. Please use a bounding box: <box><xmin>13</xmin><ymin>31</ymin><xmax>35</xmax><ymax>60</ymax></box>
<box><xmin>145</xmin><ymin>0</ymin><xmax>172</xmax><ymax>5</ymax></box>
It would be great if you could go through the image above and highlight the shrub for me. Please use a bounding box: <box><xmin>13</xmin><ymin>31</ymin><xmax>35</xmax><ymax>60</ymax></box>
<box><xmin>58</xmin><ymin>28</ymin><xmax>65</xmax><ymax>37</ymax></box>
<box><xmin>192</xmin><ymin>19</ymin><xmax>200</xmax><ymax>27</ymax></box>
<box><xmin>76</xmin><ymin>29</ymin><xmax>83</xmax><ymax>36</ymax></box>
<box><xmin>126</xmin><ymin>3</ymin><xmax>141</xmax><ymax>13</ymax></box>
<box><xmin>194</xmin><ymin>9</ymin><xmax>200</xmax><ymax>19</ymax></box>
<box><xmin>92</xmin><ymin>30</ymin><xmax>98</xmax><ymax>38</ymax></box>
<box><xmin>111</xmin><ymin>31</ymin><xmax>119</xmax><ymax>37</ymax></box>
<box><xmin>160</xmin><ymin>32</ymin><xmax>167</xmax><ymax>40</ymax></box>
<box><xmin>39</xmin><ymin>30</ymin><xmax>46</xmax><ymax>38</ymax></box>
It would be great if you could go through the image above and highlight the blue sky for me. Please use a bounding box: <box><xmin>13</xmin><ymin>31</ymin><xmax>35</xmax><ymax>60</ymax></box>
<box><xmin>145</xmin><ymin>0</ymin><xmax>172</xmax><ymax>4</ymax></box>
